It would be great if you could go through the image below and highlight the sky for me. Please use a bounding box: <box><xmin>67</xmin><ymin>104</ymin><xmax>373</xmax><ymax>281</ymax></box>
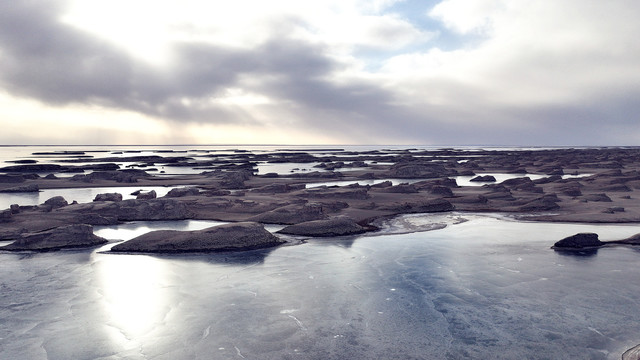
<box><xmin>0</xmin><ymin>0</ymin><xmax>639</xmax><ymax>146</ymax></box>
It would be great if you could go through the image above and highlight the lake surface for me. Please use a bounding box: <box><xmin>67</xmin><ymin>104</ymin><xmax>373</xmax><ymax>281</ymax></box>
<box><xmin>2</xmin><ymin>215</ymin><xmax>640</xmax><ymax>359</ymax></box>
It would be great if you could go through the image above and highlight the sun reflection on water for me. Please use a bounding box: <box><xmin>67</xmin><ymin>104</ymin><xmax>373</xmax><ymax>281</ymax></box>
<box><xmin>96</xmin><ymin>254</ymin><xmax>173</xmax><ymax>339</ymax></box>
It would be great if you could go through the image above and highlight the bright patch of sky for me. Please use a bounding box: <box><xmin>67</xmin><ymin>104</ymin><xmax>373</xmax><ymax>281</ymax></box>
<box><xmin>388</xmin><ymin>0</ymin><xmax>482</xmax><ymax>50</ymax></box>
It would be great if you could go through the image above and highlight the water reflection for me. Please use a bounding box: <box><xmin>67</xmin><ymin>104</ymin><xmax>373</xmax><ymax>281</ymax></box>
<box><xmin>94</xmin><ymin>220</ymin><xmax>227</xmax><ymax>241</ymax></box>
<box><xmin>147</xmin><ymin>247</ymin><xmax>281</xmax><ymax>266</ymax></box>
<box><xmin>553</xmin><ymin>248</ymin><xmax>600</xmax><ymax>257</ymax></box>
<box><xmin>95</xmin><ymin>255</ymin><xmax>172</xmax><ymax>339</ymax></box>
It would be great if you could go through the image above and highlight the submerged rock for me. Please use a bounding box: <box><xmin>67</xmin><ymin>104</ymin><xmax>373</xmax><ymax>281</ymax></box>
<box><xmin>277</xmin><ymin>216</ymin><xmax>367</xmax><ymax>237</ymax></box>
<box><xmin>1</xmin><ymin>224</ymin><xmax>107</xmax><ymax>251</ymax></box>
<box><xmin>110</xmin><ymin>222</ymin><xmax>283</xmax><ymax>253</ymax></box>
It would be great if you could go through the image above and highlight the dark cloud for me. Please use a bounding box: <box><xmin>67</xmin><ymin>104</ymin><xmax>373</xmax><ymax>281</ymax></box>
<box><xmin>0</xmin><ymin>1</ymin><xmax>409</xmax><ymax>135</ymax></box>
<box><xmin>0</xmin><ymin>1</ymin><xmax>134</xmax><ymax>103</ymax></box>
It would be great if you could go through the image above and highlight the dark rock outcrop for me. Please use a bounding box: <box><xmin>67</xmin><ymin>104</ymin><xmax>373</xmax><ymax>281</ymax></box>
<box><xmin>0</xmin><ymin>174</ymin><xmax>26</xmax><ymax>183</ymax></box>
<box><xmin>501</xmin><ymin>177</ymin><xmax>533</xmax><ymax>187</ymax></box>
<box><xmin>387</xmin><ymin>162</ymin><xmax>451</xmax><ymax>179</ymax></box>
<box><xmin>94</xmin><ymin>193</ymin><xmax>123</xmax><ymax>202</ymax></box>
<box><xmin>136</xmin><ymin>190</ymin><xmax>157</xmax><ymax>200</ymax></box>
<box><xmin>248</xmin><ymin>203</ymin><xmax>326</xmax><ymax>224</ymax></box>
<box><xmin>110</xmin><ymin>222</ymin><xmax>283</xmax><ymax>253</ymax></box>
<box><xmin>0</xmin><ymin>209</ymin><xmax>11</xmax><ymax>222</ymax></box>
<box><xmin>71</xmin><ymin>169</ymin><xmax>150</xmax><ymax>183</ymax></box>
<box><xmin>430</xmin><ymin>185</ymin><xmax>454</xmax><ymax>197</ymax></box>
<box><xmin>518</xmin><ymin>195</ymin><xmax>561</xmax><ymax>211</ymax></box>
<box><xmin>0</xmin><ymin>184</ymin><xmax>39</xmax><ymax>193</ymax></box>
<box><xmin>1</xmin><ymin>224</ymin><xmax>108</xmax><ymax>251</ymax></box>
<box><xmin>220</xmin><ymin>170</ymin><xmax>252</xmax><ymax>189</ymax></box>
<box><xmin>64</xmin><ymin>198</ymin><xmax>192</xmax><ymax>221</ymax></box>
<box><xmin>470</xmin><ymin>175</ymin><xmax>496</xmax><ymax>182</ymax></box>
<box><xmin>277</xmin><ymin>216</ymin><xmax>367</xmax><ymax>237</ymax></box>
<box><xmin>166</xmin><ymin>187</ymin><xmax>200</xmax><ymax>197</ymax></box>
<box><xmin>583</xmin><ymin>193</ymin><xmax>612</xmax><ymax>202</ymax></box>
<box><xmin>0</xmin><ymin>164</ymin><xmax>64</xmax><ymax>173</ymax></box>
<box><xmin>302</xmin><ymin>187</ymin><xmax>369</xmax><ymax>200</ymax></box>
<box><xmin>378</xmin><ymin>184</ymin><xmax>418</xmax><ymax>193</ymax></box>
<box><xmin>250</xmin><ymin>183</ymin><xmax>305</xmax><ymax>194</ymax></box>
<box><xmin>380</xmin><ymin>198</ymin><xmax>454</xmax><ymax>213</ymax></box>
<box><xmin>44</xmin><ymin>196</ymin><xmax>68</xmax><ymax>209</ymax></box>
<box><xmin>552</xmin><ymin>233</ymin><xmax>603</xmax><ymax>249</ymax></box>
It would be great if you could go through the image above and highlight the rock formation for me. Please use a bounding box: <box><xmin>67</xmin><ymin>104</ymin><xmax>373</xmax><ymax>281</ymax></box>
<box><xmin>1</xmin><ymin>224</ymin><xmax>108</xmax><ymax>251</ymax></box>
<box><xmin>110</xmin><ymin>222</ymin><xmax>283</xmax><ymax>253</ymax></box>
<box><xmin>552</xmin><ymin>233</ymin><xmax>603</xmax><ymax>249</ymax></box>
<box><xmin>94</xmin><ymin>193</ymin><xmax>123</xmax><ymax>202</ymax></box>
<box><xmin>277</xmin><ymin>216</ymin><xmax>367</xmax><ymax>237</ymax></box>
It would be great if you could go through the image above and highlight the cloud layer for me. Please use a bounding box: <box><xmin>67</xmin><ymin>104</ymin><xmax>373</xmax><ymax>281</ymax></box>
<box><xmin>0</xmin><ymin>0</ymin><xmax>638</xmax><ymax>145</ymax></box>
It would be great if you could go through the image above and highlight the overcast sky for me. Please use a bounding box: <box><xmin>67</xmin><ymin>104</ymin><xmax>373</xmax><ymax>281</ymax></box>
<box><xmin>0</xmin><ymin>0</ymin><xmax>638</xmax><ymax>145</ymax></box>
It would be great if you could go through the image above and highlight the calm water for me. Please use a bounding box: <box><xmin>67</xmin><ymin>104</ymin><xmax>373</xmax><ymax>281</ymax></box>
<box><xmin>2</xmin><ymin>215</ymin><xmax>640</xmax><ymax>359</ymax></box>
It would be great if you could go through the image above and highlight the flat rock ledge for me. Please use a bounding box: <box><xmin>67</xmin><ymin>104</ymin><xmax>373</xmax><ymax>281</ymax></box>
<box><xmin>1</xmin><ymin>224</ymin><xmax>107</xmax><ymax>251</ymax></box>
<box><xmin>110</xmin><ymin>222</ymin><xmax>283</xmax><ymax>253</ymax></box>
<box><xmin>277</xmin><ymin>216</ymin><xmax>367</xmax><ymax>237</ymax></box>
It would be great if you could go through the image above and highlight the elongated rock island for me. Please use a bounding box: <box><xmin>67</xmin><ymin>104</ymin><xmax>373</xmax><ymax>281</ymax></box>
<box><xmin>110</xmin><ymin>222</ymin><xmax>283</xmax><ymax>253</ymax></box>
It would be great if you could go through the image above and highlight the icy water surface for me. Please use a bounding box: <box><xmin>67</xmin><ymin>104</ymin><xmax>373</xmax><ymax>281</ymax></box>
<box><xmin>2</xmin><ymin>216</ymin><xmax>640</xmax><ymax>359</ymax></box>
